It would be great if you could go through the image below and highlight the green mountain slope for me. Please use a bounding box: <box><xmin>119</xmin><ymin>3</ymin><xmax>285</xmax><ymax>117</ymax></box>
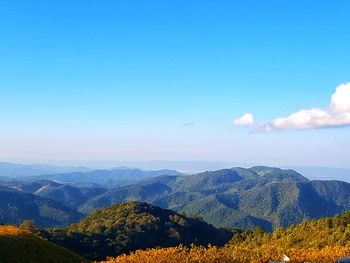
<box><xmin>230</xmin><ymin>210</ymin><xmax>350</xmax><ymax>248</ymax></box>
<box><xmin>0</xmin><ymin>225</ymin><xmax>88</xmax><ymax>263</ymax></box>
<box><xmin>42</xmin><ymin>201</ymin><xmax>232</xmax><ymax>260</ymax></box>
<box><xmin>0</xmin><ymin>186</ymin><xmax>83</xmax><ymax>227</ymax></box>
<box><xmin>81</xmin><ymin>166</ymin><xmax>350</xmax><ymax>230</ymax></box>
<box><xmin>1</xmin><ymin>180</ymin><xmax>106</xmax><ymax>212</ymax></box>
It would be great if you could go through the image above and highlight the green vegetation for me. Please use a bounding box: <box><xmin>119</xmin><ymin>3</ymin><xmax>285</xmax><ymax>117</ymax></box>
<box><xmin>101</xmin><ymin>211</ymin><xmax>350</xmax><ymax>263</ymax></box>
<box><xmin>230</xmin><ymin>210</ymin><xmax>350</xmax><ymax>248</ymax></box>
<box><xmin>0</xmin><ymin>225</ymin><xmax>88</xmax><ymax>263</ymax></box>
<box><xmin>41</xmin><ymin>201</ymin><xmax>232</xmax><ymax>260</ymax></box>
<box><xmin>0</xmin><ymin>186</ymin><xmax>83</xmax><ymax>227</ymax></box>
<box><xmin>2</xmin><ymin>166</ymin><xmax>350</xmax><ymax>231</ymax></box>
<box><xmin>82</xmin><ymin>166</ymin><xmax>350</xmax><ymax>230</ymax></box>
<box><xmin>3</xmin><ymin>204</ymin><xmax>350</xmax><ymax>263</ymax></box>
<box><xmin>19</xmin><ymin>220</ymin><xmax>37</xmax><ymax>233</ymax></box>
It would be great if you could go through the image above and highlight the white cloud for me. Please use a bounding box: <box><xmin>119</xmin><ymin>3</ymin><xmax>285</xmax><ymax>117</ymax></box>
<box><xmin>259</xmin><ymin>83</ymin><xmax>350</xmax><ymax>132</ymax></box>
<box><xmin>330</xmin><ymin>83</ymin><xmax>350</xmax><ymax>114</ymax></box>
<box><xmin>233</xmin><ymin>113</ymin><xmax>255</xmax><ymax>126</ymax></box>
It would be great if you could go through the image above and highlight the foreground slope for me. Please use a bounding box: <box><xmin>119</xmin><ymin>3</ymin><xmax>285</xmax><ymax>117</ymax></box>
<box><xmin>101</xmin><ymin>211</ymin><xmax>350</xmax><ymax>263</ymax></box>
<box><xmin>82</xmin><ymin>166</ymin><xmax>350</xmax><ymax>230</ymax></box>
<box><xmin>43</xmin><ymin>201</ymin><xmax>232</xmax><ymax>260</ymax></box>
<box><xmin>0</xmin><ymin>225</ymin><xmax>88</xmax><ymax>263</ymax></box>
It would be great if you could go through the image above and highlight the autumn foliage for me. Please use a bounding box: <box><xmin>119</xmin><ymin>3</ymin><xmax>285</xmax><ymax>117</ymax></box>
<box><xmin>0</xmin><ymin>225</ymin><xmax>25</xmax><ymax>236</ymax></box>
<box><xmin>0</xmin><ymin>225</ymin><xmax>88</xmax><ymax>263</ymax></box>
<box><xmin>100</xmin><ymin>212</ymin><xmax>350</xmax><ymax>263</ymax></box>
<box><xmin>99</xmin><ymin>245</ymin><xmax>350</xmax><ymax>263</ymax></box>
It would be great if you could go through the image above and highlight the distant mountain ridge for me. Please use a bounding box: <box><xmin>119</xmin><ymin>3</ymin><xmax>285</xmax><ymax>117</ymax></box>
<box><xmin>30</xmin><ymin>168</ymin><xmax>183</xmax><ymax>187</ymax></box>
<box><xmin>0</xmin><ymin>162</ymin><xmax>90</xmax><ymax>178</ymax></box>
<box><xmin>80</xmin><ymin>166</ymin><xmax>350</xmax><ymax>230</ymax></box>
<box><xmin>0</xmin><ymin>162</ymin><xmax>183</xmax><ymax>189</ymax></box>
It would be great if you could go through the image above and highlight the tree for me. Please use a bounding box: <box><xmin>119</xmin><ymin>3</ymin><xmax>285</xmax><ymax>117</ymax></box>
<box><xmin>19</xmin><ymin>220</ymin><xmax>37</xmax><ymax>233</ymax></box>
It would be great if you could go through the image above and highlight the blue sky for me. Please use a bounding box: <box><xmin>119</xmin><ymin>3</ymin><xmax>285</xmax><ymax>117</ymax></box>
<box><xmin>0</xmin><ymin>1</ymin><xmax>350</xmax><ymax>167</ymax></box>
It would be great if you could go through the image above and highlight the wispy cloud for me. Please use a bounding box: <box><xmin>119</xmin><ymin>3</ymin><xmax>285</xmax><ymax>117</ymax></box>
<box><xmin>182</xmin><ymin>122</ymin><xmax>195</xmax><ymax>127</ymax></box>
<box><xmin>258</xmin><ymin>83</ymin><xmax>350</xmax><ymax>132</ymax></box>
<box><xmin>233</xmin><ymin>113</ymin><xmax>255</xmax><ymax>126</ymax></box>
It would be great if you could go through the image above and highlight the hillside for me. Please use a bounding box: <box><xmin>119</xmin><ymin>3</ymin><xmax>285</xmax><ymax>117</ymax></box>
<box><xmin>229</xmin><ymin>210</ymin><xmax>350</xmax><ymax>248</ymax></box>
<box><xmin>0</xmin><ymin>225</ymin><xmax>88</xmax><ymax>263</ymax></box>
<box><xmin>42</xmin><ymin>201</ymin><xmax>232</xmax><ymax>260</ymax></box>
<box><xmin>0</xmin><ymin>180</ymin><xmax>106</xmax><ymax>211</ymax></box>
<box><xmin>0</xmin><ymin>186</ymin><xmax>83</xmax><ymax>227</ymax></box>
<box><xmin>100</xmin><ymin>211</ymin><xmax>350</xmax><ymax>263</ymax></box>
<box><xmin>81</xmin><ymin>166</ymin><xmax>350</xmax><ymax>230</ymax></box>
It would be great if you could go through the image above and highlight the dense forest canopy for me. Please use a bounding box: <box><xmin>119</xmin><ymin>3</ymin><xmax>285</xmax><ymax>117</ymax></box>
<box><xmin>101</xmin><ymin>211</ymin><xmax>350</xmax><ymax>263</ymax></box>
<box><xmin>41</xmin><ymin>201</ymin><xmax>232</xmax><ymax>260</ymax></box>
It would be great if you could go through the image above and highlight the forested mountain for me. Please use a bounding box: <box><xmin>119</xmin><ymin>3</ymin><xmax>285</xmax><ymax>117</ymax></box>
<box><xmin>1</xmin><ymin>165</ymin><xmax>350</xmax><ymax>231</ymax></box>
<box><xmin>0</xmin><ymin>186</ymin><xmax>83</xmax><ymax>227</ymax></box>
<box><xmin>3</xmin><ymin>204</ymin><xmax>350</xmax><ymax>263</ymax></box>
<box><xmin>42</xmin><ymin>201</ymin><xmax>232</xmax><ymax>260</ymax></box>
<box><xmin>81</xmin><ymin>166</ymin><xmax>350</xmax><ymax>230</ymax></box>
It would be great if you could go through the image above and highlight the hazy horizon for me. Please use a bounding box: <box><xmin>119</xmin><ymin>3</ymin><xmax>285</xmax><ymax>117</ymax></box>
<box><xmin>2</xmin><ymin>159</ymin><xmax>350</xmax><ymax>180</ymax></box>
<box><xmin>1</xmin><ymin>159</ymin><xmax>264</xmax><ymax>174</ymax></box>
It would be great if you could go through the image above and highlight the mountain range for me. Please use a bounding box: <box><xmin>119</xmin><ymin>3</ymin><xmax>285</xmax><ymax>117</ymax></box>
<box><xmin>0</xmin><ymin>162</ymin><xmax>90</xmax><ymax>178</ymax></box>
<box><xmin>1</xmin><ymin>165</ymin><xmax>350</xmax><ymax>231</ymax></box>
<box><xmin>30</xmin><ymin>168</ymin><xmax>182</xmax><ymax>187</ymax></box>
<box><xmin>81</xmin><ymin>166</ymin><xmax>350</xmax><ymax>230</ymax></box>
